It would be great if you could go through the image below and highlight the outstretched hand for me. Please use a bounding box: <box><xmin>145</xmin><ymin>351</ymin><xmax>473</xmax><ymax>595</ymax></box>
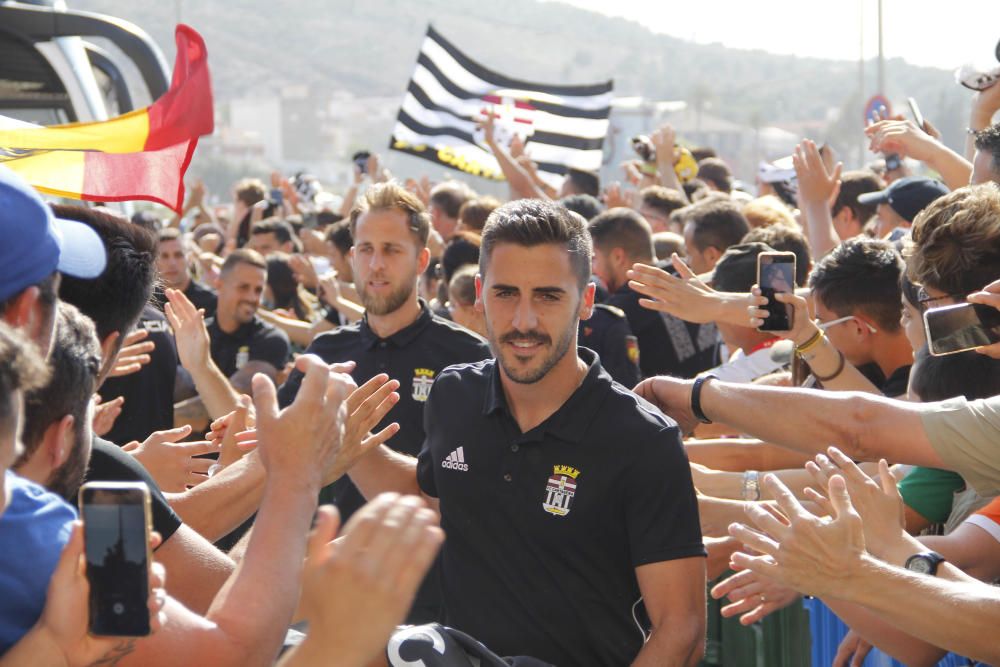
<box><xmin>728</xmin><ymin>473</ymin><xmax>867</xmax><ymax>599</ymax></box>
<box><xmin>290</xmin><ymin>495</ymin><xmax>443</xmax><ymax>666</ymax></box>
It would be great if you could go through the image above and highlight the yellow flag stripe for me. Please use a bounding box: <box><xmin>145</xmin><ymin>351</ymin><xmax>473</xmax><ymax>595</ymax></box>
<box><xmin>0</xmin><ymin>109</ymin><xmax>149</xmax><ymax>153</ymax></box>
<box><xmin>6</xmin><ymin>150</ymin><xmax>86</xmax><ymax>200</ymax></box>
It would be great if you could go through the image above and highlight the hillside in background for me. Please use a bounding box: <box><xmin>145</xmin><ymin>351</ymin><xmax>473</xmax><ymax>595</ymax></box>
<box><xmin>71</xmin><ymin>0</ymin><xmax>974</xmax><ymax>185</ymax></box>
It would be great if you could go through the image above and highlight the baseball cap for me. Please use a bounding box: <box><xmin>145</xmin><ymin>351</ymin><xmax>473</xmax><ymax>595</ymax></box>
<box><xmin>0</xmin><ymin>165</ymin><xmax>106</xmax><ymax>302</ymax></box>
<box><xmin>856</xmin><ymin>176</ymin><xmax>949</xmax><ymax>223</ymax></box>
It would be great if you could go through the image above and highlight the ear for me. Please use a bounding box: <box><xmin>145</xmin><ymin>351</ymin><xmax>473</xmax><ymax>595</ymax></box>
<box><xmin>417</xmin><ymin>246</ymin><xmax>431</xmax><ymax>275</ymax></box>
<box><xmin>579</xmin><ymin>282</ymin><xmax>596</xmax><ymax>321</ymax></box>
<box><xmin>703</xmin><ymin>246</ymin><xmax>723</xmax><ymax>269</ymax></box>
<box><xmin>49</xmin><ymin>415</ymin><xmax>76</xmax><ymax>469</ymax></box>
<box><xmin>474</xmin><ymin>274</ymin><xmax>485</xmax><ymax>313</ymax></box>
<box><xmin>1</xmin><ymin>286</ymin><xmax>39</xmax><ymax>330</ymax></box>
<box><xmin>609</xmin><ymin>247</ymin><xmax>628</xmax><ymax>271</ymax></box>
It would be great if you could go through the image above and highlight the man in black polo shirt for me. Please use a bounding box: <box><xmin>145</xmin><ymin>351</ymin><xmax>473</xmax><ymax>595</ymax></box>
<box><xmin>154</xmin><ymin>227</ymin><xmax>217</xmax><ymax>317</ymax></box>
<box><xmin>279</xmin><ymin>182</ymin><xmax>489</xmax><ymax>511</ymax></box>
<box><xmin>340</xmin><ymin>199</ymin><xmax>706</xmax><ymax>665</ymax></box>
<box><xmin>206</xmin><ymin>248</ymin><xmax>290</xmax><ymax>392</ymax></box>
<box><xmin>277</xmin><ymin>182</ymin><xmax>489</xmax><ymax>619</ymax></box>
<box><xmin>590</xmin><ymin>207</ymin><xmax>719</xmax><ymax>379</ymax></box>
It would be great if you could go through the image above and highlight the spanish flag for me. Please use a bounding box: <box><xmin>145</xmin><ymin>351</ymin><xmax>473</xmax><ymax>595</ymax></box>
<box><xmin>0</xmin><ymin>25</ymin><xmax>213</xmax><ymax>212</ymax></box>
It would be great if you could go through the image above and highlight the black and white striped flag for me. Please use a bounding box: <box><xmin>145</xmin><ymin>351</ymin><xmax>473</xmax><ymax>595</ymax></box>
<box><xmin>390</xmin><ymin>26</ymin><xmax>613</xmax><ymax>187</ymax></box>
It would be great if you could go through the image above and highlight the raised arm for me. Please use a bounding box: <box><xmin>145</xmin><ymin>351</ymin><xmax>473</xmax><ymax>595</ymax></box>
<box><xmin>633</xmin><ymin>376</ymin><xmax>943</xmax><ymax>467</ymax></box>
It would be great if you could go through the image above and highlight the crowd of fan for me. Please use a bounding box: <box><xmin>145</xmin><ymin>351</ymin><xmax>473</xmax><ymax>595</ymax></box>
<box><xmin>2</xmin><ymin>68</ymin><xmax>1000</xmax><ymax>667</ymax></box>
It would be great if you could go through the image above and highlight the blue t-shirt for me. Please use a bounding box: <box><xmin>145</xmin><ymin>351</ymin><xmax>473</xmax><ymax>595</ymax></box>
<box><xmin>0</xmin><ymin>471</ymin><xmax>76</xmax><ymax>654</ymax></box>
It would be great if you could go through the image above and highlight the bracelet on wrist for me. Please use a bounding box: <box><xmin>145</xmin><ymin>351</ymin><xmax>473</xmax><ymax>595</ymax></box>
<box><xmin>812</xmin><ymin>348</ymin><xmax>846</xmax><ymax>383</ymax></box>
<box><xmin>691</xmin><ymin>374</ymin><xmax>717</xmax><ymax>424</ymax></box>
<box><xmin>742</xmin><ymin>470</ymin><xmax>761</xmax><ymax>501</ymax></box>
<box><xmin>795</xmin><ymin>328</ymin><xmax>824</xmax><ymax>356</ymax></box>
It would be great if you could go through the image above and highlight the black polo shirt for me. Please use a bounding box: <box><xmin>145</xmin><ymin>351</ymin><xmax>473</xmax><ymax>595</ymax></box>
<box><xmin>416</xmin><ymin>348</ymin><xmax>705</xmax><ymax>666</ymax></box>
<box><xmin>578</xmin><ymin>303</ymin><xmax>641</xmax><ymax>388</ymax></box>
<box><xmin>206</xmin><ymin>314</ymin><xmax>290</xmax><ymax>377</ymax></box>
<box><xmin>86</xmin><ymin>438</ymin><xmax>182</xmax><ymax>545</ymax></box>
<box><xmin>100</xmin><ymin>305</ymin><xmax>177</xmax><ymax>445</ymax></box>
<box><xmin>607</xmin><ymin>284</ymin><xmax>719</xmax><ymax>380</ymax></box>
<box><xmin>278</xmin><ymin>301</ymin><xmax>491</xmax><ymax>518</ymax></box>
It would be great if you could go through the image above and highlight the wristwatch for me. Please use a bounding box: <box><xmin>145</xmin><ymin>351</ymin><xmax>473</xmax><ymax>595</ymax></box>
<box><xmin>904</xmin><ymin>551</ymin><xmax>946</xmax><ymax>576</ymax></box>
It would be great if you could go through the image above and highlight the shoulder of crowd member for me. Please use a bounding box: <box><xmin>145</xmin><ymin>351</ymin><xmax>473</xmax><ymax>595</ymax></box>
<box><xmin>428</xmin><ymin>309</ymin><xmax>489</xmax><ymax>347</ymax></box>
<box><xmin>431</xmin><ymin>357</ymin><xmax>493</xmax><ymax>392</ymax></box>
<box><xmin>593</xmin><ymin>303</ymin><xmax>626</xmax><ymax>319</ymax></box>
<box><xmin>85</xmin><ymin>438</ymin><xmax>183</xmax><ymax>545</ymax></box>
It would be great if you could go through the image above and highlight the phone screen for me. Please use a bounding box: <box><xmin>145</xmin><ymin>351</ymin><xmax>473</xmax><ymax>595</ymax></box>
<box><xmin>925</xmin><ymin>302</ymin><xmax>1000</xmax><ymax>356</ymax></box>
<box><xmin>81</xmin><ymin>483</ymin><xmax>151</xmax><ymax>636</ymax></box>
<box><xmin>758</xmin><ymin>253</ymin><xmax>796</xmax><ymax>331</ymax></box>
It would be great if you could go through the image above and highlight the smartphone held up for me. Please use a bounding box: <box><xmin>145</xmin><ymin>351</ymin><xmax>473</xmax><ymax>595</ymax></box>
<box><xmin>79</xmin><ymin>481</ymin><xmax>153</xmax><ymax>637</ymax></box>
<box><xmin>757</xmin><ymin>252</ymin><xmax>796</xmax><ymax>332</ymax></box>
<box><xmin>924</xmin><ymin>302</ymin><xmax>1000</xmax><ymax>356</ymax></box>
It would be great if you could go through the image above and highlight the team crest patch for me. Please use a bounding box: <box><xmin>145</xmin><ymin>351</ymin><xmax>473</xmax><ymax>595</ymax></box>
<box><xmin>543</xmin><ymin>465</ymin><xmax>580</xmax><ymax>516</ymax></box>
<box><xmin>235</xmin><ymin>345</ymin><xmax>250</xmax><ymax>370</ymax></box>
<box><xmin>625</xmin><ymin>335</ymin><xmax>640</xmax><ymax>366</ymax></box>
<box><xmin>411</xmin><ymin>368</ymin><xmax>435</xmax><ymax>402</ymax></box>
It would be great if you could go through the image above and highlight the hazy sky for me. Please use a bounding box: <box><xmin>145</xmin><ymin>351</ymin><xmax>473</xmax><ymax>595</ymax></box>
<box><xmin>551</xmin><ymin>0</ymin><xmax>1000</xmax><ymax>71</ymax></box>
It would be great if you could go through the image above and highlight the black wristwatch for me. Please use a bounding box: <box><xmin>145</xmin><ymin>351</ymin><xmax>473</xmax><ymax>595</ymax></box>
<box><xmin>904</xmin><ymin>551</ymin><xmax>946</xmax><ymax>576</ymax></box>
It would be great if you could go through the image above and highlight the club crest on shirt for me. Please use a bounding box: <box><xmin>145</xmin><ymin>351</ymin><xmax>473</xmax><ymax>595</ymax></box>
<box><xmin>543</xmin><ymin>464</ymin><xmax>580</xmax><ymax>517</ymax></box>
<box><xmin>235</xmin><ymin>345</ymin><xmax>250</xmax><ymax>370</ymax></box>
<box><xmin>411</xmin><ymin>368</ymin><xmax>435</xmax><ymax>402</ymax></box>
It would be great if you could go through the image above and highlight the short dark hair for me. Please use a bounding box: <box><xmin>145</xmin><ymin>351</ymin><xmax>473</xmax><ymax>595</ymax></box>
<box><xmin>697</xmin><ymin>158</ymin><xmax>733</xmax><ymax>193</ymax></box>
<box><xmin>18</xmin><ymin>303</ymin><xmax>101</xmax><ymax>498</ymax></box>
<box><xmin>910</xmin><ymin>344</ymin><xmax>1000</xmax><ymax>402</ymax></box>
<box><xmin>742</xmin><ymin>225</ymin><xmax>811</xmax><ymax>286</ymax></box>
<box><xmin>442</xmin><ymin>232</ymin><xmax>481</xmax><ymax>285</ymax></box>
<box><xmin>220</xmin><ymin>248</ymin><xmax>267</xmax><ymax>276</ymax></box>
<box><xmin>130</xmin><ymin>211</ymin><xmax>161</xmax><ymax>234</ymax></box>
<box><xmin>0</xmin><ymin>321</ymin><xmax>49</xmax><ymax>439</ymax></box>
<box><xmin>458</xmin><ymin>196</ymin><xmax>501</xmax><ymax>232</ymax></box>
<box><xmin>566</xmin><ymin>168</ymin><xmax>600</xmax><ymax>197</ymax></box>
<box><xmin>480</xmin><ymin>199</ymin><xmax>592</xmax><ymax>289</ymax></box>
<box><xmin>640</xmin><ymin>186</ymin><xmax>687</xmax><ymax>219</ymax></box>
<box><xmin>684</xmin><ymin>198</ymin><xmax>751</xmax><ymax>254</ymax></box>
<box><xmin>712</xmin><ymin>242</ymin><xmax>775</xmax><ymax>293</ymax></box>
<box><xmin>350</xmin><ymin>182</ymin><xmax>430</xmax><ymax>247</ymax></box>
<box><xmin>909</xmin><ymin>183</ymin><xmax>1000</xmax><ymax>296</ymax></box>
<box><xmin>558</xmin><ymin>194</ymin><xmax>604</xmax><ymax>221</ymax></box>
<box><xmin>429</xmin><ymin>181</ymin><xmax>476</xmax><ymax>219</ymax></box>
<box><xmin>690</xmin><ymin>147</ymin><xmax>717</xmax><ymax>162</ymax></box>
<box><xmin>973</xmin><ymin>122</ymin><xmax>1000</xmax><ymax>178</ymax></box>
<box><xmin>54</xmin><ymin>205</ymin><xmax>156</xmax><ymax>345</ymax></box>
<box><xmin>325</xmin><ymin>219</ymin><xmax>353</xmax><ymax>255</ymax></box>
<box><xmin>809</xmin><ymin>237</ymin><xmax>904</xmax><ymax>332</ymax></box>
<box><xmin>588</xmin><ymin>207</ymin><xmax>655</xmax><ymax>263</ymax></box>
<box><xmin>833</xmin><ymin>170</ymin><xmax>882</xmax><ymax>225</ymax></box>
<box><xmin>158</xmin><ymin>227</ymin><xmax>183</xmax><ymax>244</ymax></box>
<box><xmin>251</xmin><ymin>218</ymin><xmax>299</xmax><ymax>249</ymax></box>
<box><xmin>683</xmin><ymin>178</ymin><xmax>709</xmax><ymax>201</ymax></box>
<box><xmin>448</xmin><ymin>264</ymin><xmax>478</xmax><ymax>307</ymax></box>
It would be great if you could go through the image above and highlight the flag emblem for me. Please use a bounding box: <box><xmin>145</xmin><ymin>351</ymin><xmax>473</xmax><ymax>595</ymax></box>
<box><xmin>390</xmin><ymin>25</ymin><xmax>613</xmax><ymax>188</ymax></box>
<box><xmin>412</xmin><ymin>368</ymin><xmax>435</xmax><ymax>402</ymax></box>
<box><xmin>543</xmin><ymin>464</ymin><xmax>580</xmax><ymax>517</ymax></box>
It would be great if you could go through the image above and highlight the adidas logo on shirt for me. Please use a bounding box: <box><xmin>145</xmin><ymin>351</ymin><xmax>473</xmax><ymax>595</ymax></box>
<box><xmin>441</xmin><ymin>446</ymin><xmax>469</xmax><ymax>471</ymax></box>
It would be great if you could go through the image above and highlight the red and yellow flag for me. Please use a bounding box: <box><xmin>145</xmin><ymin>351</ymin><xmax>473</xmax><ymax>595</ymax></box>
<box><xmin>0</xmin><ymin>25</ymin><xmax>213</xmax><ymax>212</ymax></box>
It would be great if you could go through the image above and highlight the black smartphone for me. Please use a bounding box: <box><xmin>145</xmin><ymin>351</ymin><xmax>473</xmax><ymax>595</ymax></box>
<box><xmin>884</xmin><ymin>153</ymin><xmax>902</xmax><ymax>172</ymax></box>
<box><xmin>352</xmin><ymin>150</ymin><xmax>371</xmax><ymax>175</ymax></box>
<box><xmin>924</xmin><ymin>302</ymin><xmax>1000</xmax><ymax>356</ymax></box>
<box><xmin>757</xmin><ymin>251</ymin><xmax>796</xmax><ymax>331</ymax></box>
<box><xmin>79</xmin><ymin>482</ymin><xmax>152</xmax><ymax>636</ymax></box>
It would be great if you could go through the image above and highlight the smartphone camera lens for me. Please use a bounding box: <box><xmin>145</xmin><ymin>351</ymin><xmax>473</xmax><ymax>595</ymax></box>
<box><xmin>113</xmin><ymin>602</ymin><xmax>126</xmax><ymax>615</ymax></box>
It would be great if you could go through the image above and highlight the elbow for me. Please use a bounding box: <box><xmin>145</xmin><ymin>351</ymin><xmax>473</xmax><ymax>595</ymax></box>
<box><xmin>835</xmin><ymin>393</ymin><xmax>877</xmax><ymax>461</ymax></box>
